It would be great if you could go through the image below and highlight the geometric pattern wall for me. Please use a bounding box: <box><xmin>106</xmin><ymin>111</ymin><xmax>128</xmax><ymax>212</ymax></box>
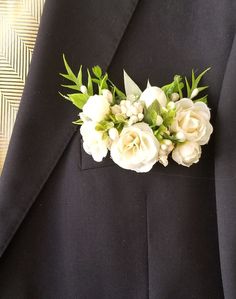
<box><xmin>0</xmin><ymin>0</ymin><xmax>45</xmax><ymax>174</ymax></box>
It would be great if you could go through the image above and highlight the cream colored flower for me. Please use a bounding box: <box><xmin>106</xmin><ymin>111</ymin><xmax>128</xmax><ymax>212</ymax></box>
<box><xmin>171</xmin><ymin>98</ymin><xmax>213</xmax><ymax>145</ymax></box>
<box><xmin>172</xmin><ymin>141</ymin><xmax>202</xmax><ymax>167</ymax></box>
<box><xmin>82</xmin><ymin>94</ymin><xmax>110</xmax><ymax>122</ymax></box>
<box><xmin>140</xmin><ymin>86</ymin><xmax>167</xmax><ymax>108</ymax></box>
<box><xmin>80</xmin><ymin>121</ymin><xmax>109</xmax><ymax>162</ymax></box>
<box><xmin>110</xmin><ymin>122</ymin><xmax>160</xmax><ymax>172</ymax></box>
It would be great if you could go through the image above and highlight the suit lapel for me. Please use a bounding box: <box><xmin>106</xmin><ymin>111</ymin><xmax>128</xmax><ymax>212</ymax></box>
<box><xmin>0</xmin><ymin>0</ymin><xmax>140</xmax><ymax>257</ymax></box>
<box><xmin>214</xmin><ymin>33</ymin><xmax>236</xmax><ymax>297</ymax></box>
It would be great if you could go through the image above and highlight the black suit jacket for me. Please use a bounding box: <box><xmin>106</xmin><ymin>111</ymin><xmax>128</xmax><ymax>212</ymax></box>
<box><xmin>0</xmin><ymin>0</ymin><xmax>236</xmax><ymax>298</ymax></box>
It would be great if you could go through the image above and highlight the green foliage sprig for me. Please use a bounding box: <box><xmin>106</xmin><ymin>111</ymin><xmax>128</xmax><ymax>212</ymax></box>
<box><xmin>59</xmin><ymin>55</ymin><xmax>125</xmax><ymax>110</ymax></box>
<box><xmin>59</xmin><ymin>55</ymin><xmax>211</xmax><ymax>145</ymax></box>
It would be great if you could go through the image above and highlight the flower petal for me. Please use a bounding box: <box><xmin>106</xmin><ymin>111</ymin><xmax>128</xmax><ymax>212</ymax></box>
<box><xmin>123</xmin><ymin>70</ymin><xmax>142</xmax><ymax>97</ymax></box>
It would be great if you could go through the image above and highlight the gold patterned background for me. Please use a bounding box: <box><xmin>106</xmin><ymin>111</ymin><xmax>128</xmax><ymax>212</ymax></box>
<box><xmin>0</xmin><ymin>0</ymin><xmax>46</xmax><ymax>174</ymax></box>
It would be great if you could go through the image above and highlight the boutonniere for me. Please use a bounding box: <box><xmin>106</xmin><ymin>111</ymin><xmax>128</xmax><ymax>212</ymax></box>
<box><xmin>59</xmin><ymin>55</ymin><xmax>213</xmax><ymax>173</ymax></box>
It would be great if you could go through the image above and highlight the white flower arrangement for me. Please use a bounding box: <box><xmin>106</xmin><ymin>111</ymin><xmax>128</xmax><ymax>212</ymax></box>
<box><xmin>59</xmin><ymin>55</ymin><xmax>213</xmax><ymax>173</ymax></box>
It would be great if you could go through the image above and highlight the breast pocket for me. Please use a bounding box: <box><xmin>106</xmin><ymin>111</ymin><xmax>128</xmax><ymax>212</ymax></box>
<box><xmin>78</xmin><ymin>128</ymin><xmax>215</xmax><ymax>179</ymax></box>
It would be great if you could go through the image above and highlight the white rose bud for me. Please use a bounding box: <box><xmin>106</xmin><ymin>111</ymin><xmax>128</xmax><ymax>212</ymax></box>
<box><xmin>167</xmin><ymin>101</ymin><xmax>176</xmax><ymax>110</ymax></box>
<box><xmin>156</xmin><ymin>115</ymin><xmax>163</xmax><ymax>126</ymax></box>
<box><xmin>172</xmin><ymin>141</ymin><xmax>202</xmax><ymax>167</ymax></box>
<box><xmin>176</xmin><ymin>131</ymin><xmax>186</xmax><ymax>142</ymax></box>
<box><xmin>163</xmin><ymin>139</ymin><xmax>173</xmax><ymax>147</ymax></box>
<box><xmin>140</xmin><ymin>86</ymin><xmax>167</xmax><ymax>108</ymax></box>
<box><xmin>82</xmin><ymin>94</ymin><xmax>110</xmax><ymax>122</ymax></box>
<box><xmin>170</xmin><ymin>92</ymin><xmax>180</xmax><ymax>102</ymax></box>
<box><xmin>138</xmin><ymin>113</ymin><xmax>144</xmax><ymax>121</ymax></box>
<box><xmin>161</xmin><ymin>144</ymin><xmax>168</xmax><ymax>151</ymax></box>
<box><xmin>190</xmin><ymin>88</ymin><xmax>199</xmax><ymax>99</ymax></box>
<box><xmin>80</xmin><ymin>85</ymin><xmax>87</xmax><ymax>94</ymax></box>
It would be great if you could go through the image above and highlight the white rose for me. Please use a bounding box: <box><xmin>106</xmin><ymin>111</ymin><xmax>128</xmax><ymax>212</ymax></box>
<box><xmin>140</xmin><ymin>86</ymin><xmax>167</xmax><ymax>108</ymax></box>
<box><xmin>171</xmin><ymin>98</ymin><xmax>213</xmax><ymax>145</ymax></box>
<box><xmin>110</xmin><ymin>122</ymin><xmax>160</xmax><ymax>172</ymax></box>
<box><xmin>82</xmin><ymin>94</ymin><xmax>110</xmax><ymax>122</ymax></box>
<box><xmin>172</xmin><ymin>141</ymin><xmax>202</xmax><ymax>167</ymax></box>
<box><xmin>80</xmin><ymin>121</ymin><xmax>108</xmax><ymax>162</ymax></box>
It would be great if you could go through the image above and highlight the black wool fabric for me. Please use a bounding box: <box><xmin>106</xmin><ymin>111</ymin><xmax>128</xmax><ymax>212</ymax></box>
<box><xmin>0</xmin><ymin>0</ymin><xmax>236</xmax><ymax>298</ymax></box>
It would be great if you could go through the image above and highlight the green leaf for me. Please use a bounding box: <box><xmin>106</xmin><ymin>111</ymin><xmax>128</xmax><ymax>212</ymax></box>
<box><xmin>68</xmin><ymin>93</ymin><xmax>89</xmax><ymax>109</ymax></box>
<box><xmin>116</xmin><ymin>122</ymin><xmax>125</xmax><ymax>133</ymax></box>
<box><xmin>150</xmin><ymin>110</ymin><xmax>159</xmax><ymax>126</ymax></box>
<box><xmin>77</xmin><ymin>65</ymin><xmax>83</xmax><ymax>87</ymax></box>
<box><xmin>115</xmin><ymin>114</ymin><xmax>127</xmax><ymax>123</ymax></box>
<box><xmin>102</xmin><ymin>132</ymin><xmax>109</xmax><ymax>140</ymax></box>
<box><xmin>107</xmin><ymin>114</ymin><xmax>116</xmax><ymax>122</ymax></box>
<box><xmin>58</xmin><ymin>92</ymin><xmax>70</xmax><ymax>100</ymax></box>
<box><xmin>153</xmin><ymin>124</ymin><xmax>167</xmax><ymax>141</ymax></box>
<box><xmin>143</xmin><ymin>100</ymin><xmax>161</xmax><ymax>126</ymax></box>
<box><xmin>114</xmin><ymin>86</ymin><xmax>126</xmax><ymax>99</ymax></box>
<box><xmin>185</xmin><ymin>77</ymin><xmax>191</xmax><ymax>98</ymax></box>
<box><xmin>194</xmin><ymin>67</ymin><xmax>211</xmax><ymax>88</ymax></box>
<box><xmin>61</xmin><ymin>84</ymin><xmax>81</xmax><ymax>91</ymax></box>
<box><xmin>91</xmin><ymin>78</ymin><xmax>100</xmax><ymax>84</ymax></box>
<box><xmin>161</xmin><ymin>75</ymin><xmax>183</xmax><ymax>99</ymax></box>
<box><xmin>100</xmin><ymin>73</ymin><xmax>108</xmax><ymax>90</ymax></box>
<box><xmin>59</xmin><ymin>73</ymin><xmax>72</xmax><ymax>80</ymax></box>
<box><xmin>150</xmin><ymin>100</ymin><xmax>161</xmax><ymax>114</ymax></box>
<box><xmin>123</xmin><ymin>70</ymin><xmax>142</xmax><ymax>97</ymax></box>
<box><xmin>60</xmin><ymin>55</ymin><xmax>83</xmax><ymax>91</ymax></box>
<box><xmin>62</xmin><ymin>54</ymin><xmax>77</xmax><ymax>82</ymax></box>
<box><xmin>191</xmin><ymin>69</ymin><xmax>196</xmax><ymax>88</ymax></box>
<box><xmin>197</xmin><ymin>86</ymin><xmax>208</xmax><ymax>93</ymax></box>
<box><xmin>87</xmin><ymin>69</ymin><xmax>93</xmax><ymax>95</ymax></box>
<box><xmin>162</xmin><ymin>133</ymin><xmax>179</xmax><ymax>143</ymax></box>
<box><xmin>96</xmin><ymin>120</ymin><xmax>114</xmax><ymax>131</ymax></box>
<box><xmin>92</xmin><ymin>65</ymin><xmax>102</xmax><ymax>78</ymax></box>
<box><xmin>95</xmin><ymin>120</ymin><xmax>114</xmax><ymax>132</ymax></box>
<box><xmin>105</xmin><ymin>122</ymin><xmax>114</xmax><ymax>130</ymax></box>
<box><xmin>177</xmin><ymin>80</ymin><xmax>184</xmax><ymax>98</ymax></box>
<box><xmin>72</xmin><ymin>119</ymin><xmax>83</xmax><ymax>125</ymax></box>
<box><xmin>108</xmin><ymin>79</ymin><xmax>126</xmax><ymax>99</ymax></box>
<box><xmin>184</xmin><ymin>68</ymin><xmax>211</xmax><ymax>99</ymax></box>
<box><xmin>95</xmin><ymin>123</ymin><xmax>105</xmax><ymax>131</ymax></box>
